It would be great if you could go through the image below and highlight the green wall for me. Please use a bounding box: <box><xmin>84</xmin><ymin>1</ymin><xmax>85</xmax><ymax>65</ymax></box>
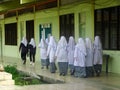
<box><xmin>0</xmin><ymin>0</ymin><xmax>120</xmax><ymax>74</ymax></box>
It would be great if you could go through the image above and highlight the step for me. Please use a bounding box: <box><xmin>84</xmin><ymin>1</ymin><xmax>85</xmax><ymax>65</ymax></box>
<box><xmin>0</xmin><ymin>72</ymin><xmax>12</xmax><ymax>80</ymax></box>
<box><xmin>0</xmin><ymin>80</ymin><xmax>14</xmax><ymax>85</ymax></box>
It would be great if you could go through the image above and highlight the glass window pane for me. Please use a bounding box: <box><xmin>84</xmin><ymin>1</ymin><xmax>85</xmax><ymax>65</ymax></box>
<box><xmin>5</xmin><ymin>23</ymin><xmax>17</xmax><ymax>45</ymax></box>
<box><xmin>110</xmin><ymin>8</ymin><xmax>118</xmax><ymax>49</ymax></box>
<box><xmin>103</xmin><ymin>9</ymin><xmax>109</xmax><ymax>49</ymax></box>
<box><xmin>103</xmin><ymin>23</ymin><xmax>109</xmax><ymax>49</ymax></box>
<box><xmin>103</xmin><ymin>9</ymin><xmax>109</xmax><ymax>21</ymax></box>
<box><xmin>95</xmin><ymin>6</ymin><xmax>119</xmax><ymax>50</ymax></box>
<box><xmin>96</xmin><ymin>10</ymin><xmax>102</xmax><ymax>22</ymax></box>
<box><xmin>110</xmin><ymin>23</ymin><xmax>117</xmax><ymax>49</ymax></box>
<box><xmin>118</xmin><ymin>6</ymin><xmax>120</xmax><ymax>49</ymax></box>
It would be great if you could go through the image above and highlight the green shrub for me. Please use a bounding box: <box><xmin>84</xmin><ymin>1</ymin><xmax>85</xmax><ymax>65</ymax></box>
<box><xmin>4</xmin><ymin>65</ymin><xmax>18</xmax><ymax>79</ymax></box>
<box><xmin>4</xmin><ymin>65</ymin><xmax>48</xmax><ymax>86</ymax></box>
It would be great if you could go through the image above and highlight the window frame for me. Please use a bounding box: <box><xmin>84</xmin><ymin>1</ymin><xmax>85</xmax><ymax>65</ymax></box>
<box><xmin>59</xmin><ymin>13</ymin><xmax>74</xmax><ymax>41</ymax></box>
<box><xmin>5</xmin><ymin>22</ymin><xmax>17</xmax><ymax>45</ymax></box>
<box><xmin>94</xmin><ymin>6</ymin><xmax>120</xmax><ymax>50</ymax></box>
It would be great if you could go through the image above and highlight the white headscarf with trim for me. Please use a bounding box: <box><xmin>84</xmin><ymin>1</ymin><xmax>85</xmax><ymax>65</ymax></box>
<box><xmin>68</xmin><ymin>36</ymin><xmax>75</xmax><ymax>50</ymax></box>
<box><xmin>94</xmin><ymin>36</ymin><xmax>102</xmax><ymax>50</ymax></box>
<box><xmin>49</xmin><ymin>36</ymin><xmax>57</xmax><ymax>51</ymax></box>
<box><xmin>29</xmin><ymin>38</ymin><xmax>36</xmax><ymax>48</ymax></box>
<box><xmin>39</xmin><ymin>38</ymin><xmax>47</xmax><ymax>48</ymax></box>
<box><xmin>85</xmin><ymin>38</ymin><xmax>93</xmax><ymax>51</ymax></box>
<box><xmin>21</xmin><ymin>37</ymin><xmax>27</xmax><ymax>47</ymax></box>
<box><xmin>58</xmin><ymin>36</ymin><xmax>67</xmax><ymax>49</ymax></box>
<box><xmin>77</xmin><ymin>38</ymin><xmax>86</xmax><ymax>56</ymax></box>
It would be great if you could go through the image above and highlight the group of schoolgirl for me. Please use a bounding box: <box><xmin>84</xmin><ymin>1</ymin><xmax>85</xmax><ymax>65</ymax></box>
<box><xmin>19</xmin><ymin>37</ymin><xmax>36</xmax><ymax>66</ymax></box>
<box><xmin>38</xmin><ymin>35</ymin><xmax>103</xmax><ymax>78</ymax></box>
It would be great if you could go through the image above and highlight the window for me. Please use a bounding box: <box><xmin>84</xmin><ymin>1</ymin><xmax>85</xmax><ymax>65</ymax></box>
<box><xmin>95</xmin><ymin>6</ymin><xmax>120</xmax><ymax>50</ymax></box>
<box><xmin>5</xmin><ymin>23</ymin><xmax>17</xmax><ymax>45</ymax></box>
<box><xmin>60</xmin><ymin>14</ymin><xmax>74</xmax><ymax>41</ymax></box>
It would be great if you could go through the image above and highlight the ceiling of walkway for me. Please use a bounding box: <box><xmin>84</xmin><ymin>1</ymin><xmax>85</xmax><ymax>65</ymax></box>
<box><xmin>0</xmin><ymin>0</ymin><xmax>57</xmax><ymax>17</ymax></box>
<box><xmin>0</xmin><ymin>0</ymin><xmax>13</xmax><ymax>3</ymax></box>
<box><xmin>0</xmin><ymin>0</ymin><xmax>46</xmax><ymax>12</ymax></box>
<box><xmin>0</xmin><ymin>0</ymin><xmax>88</xmax><ymax>18</ymax></box>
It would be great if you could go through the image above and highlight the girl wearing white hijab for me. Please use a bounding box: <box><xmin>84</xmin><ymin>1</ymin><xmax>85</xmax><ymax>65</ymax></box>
<box><xmin>47</xmin><ymin>36</ymin><xmax>57</xmax><ymax>73</ymax></box>
<box><xmin>67</xmin><ymin>36</ymin><xmax>75</xmax><ymax>75</ymax></box>
<box><xmin>55</xmin><ymin>36</ymin><xmax>68</xmax><ymax>76</ymax></box>
<box><xmin>85</xmin><ymin>38</ymin><xmax>94</xmax><ymax>77</ymax></box>
<box><xmin>19</xmin><ymin>37</ymin><xmax>28</xmax><ymax>64</ymax></box>
<box><xmin>38</xmin><ymin>38</ymin><xmax>49</xmax><ymax>69</ymax></box>
<box><xmin>93</xmin><ymin>36</ymin><xmax>103</xmax><ymax>76</ymax></box>
<box><xmin>28</xmin><ymin>38</ymin><xmax>36</xmax><ymax>66</ymax></box>
<box><xmin>74</xmin><ymin>38</ymin><xmax>87</xmax><ymax>78</ymax></box>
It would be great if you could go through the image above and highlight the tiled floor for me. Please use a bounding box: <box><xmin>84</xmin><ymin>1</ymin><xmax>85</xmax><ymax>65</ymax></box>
<box><xmin>0</xmin><ymin>56</ymin><xmax>120</xmax><ymax>90</ymax></box>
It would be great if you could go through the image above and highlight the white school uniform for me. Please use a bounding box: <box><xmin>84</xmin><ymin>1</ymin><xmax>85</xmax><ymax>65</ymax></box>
<box><xmin>38</xmin><ymin>38</ymin><xmax>47</xmax><ymax>60</ymax></box>
<box><xmin>93</xmin><ymin>36</ymin><xmax>103</xmax><ymax>65</ymax></box>
<box><xmin>67</xmin><ymin>36</ymin><xmax>75</xmax><ymax>65</ymax></box>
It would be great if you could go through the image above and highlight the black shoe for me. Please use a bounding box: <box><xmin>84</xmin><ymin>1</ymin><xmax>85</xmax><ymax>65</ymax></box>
<box><xmin>96</xmin><ymin>73</ymin><xmax>100</xmax><ymax>77</ymax></box>
<box><xmin>51</xmin><ymin>72</ymin><xmax>55</xmax><ymax>73</ymax></box>
<box><xmin>41</xmin><ymin>67</ymin><xmax>44</xmax><ymax>69</ymax></box>
<box><xmin>71</xmin><ymin>71</ymin><xmax>74</xmax><ymax>75</ymax></box>
<box><xmin>83</xmin><ymin>75</ymin><xmax>87</xmax><ymax>78</ymax></box>
<box><xmin>62</xmin><ymin>73</ymin><xmax>65</xmax><ymax>76</ymax></box>
<box><xmin>96</xmin><ymin>71</ymin><xmax>100</xmax><ymax>77</ymax></box>
<box><xmin>46</xmin><ymin>66</ymin><xmax>49</xmax><ymax>69</ymax></box>
<box><xmin>23</xmin><ymin>60</ymin><xmax>26</xmax><ymax>65</ymax></box>
<box><xmin>59</xmin><ymin>73</ymin><xmax>62</xmax><ymax>76</ymax></box>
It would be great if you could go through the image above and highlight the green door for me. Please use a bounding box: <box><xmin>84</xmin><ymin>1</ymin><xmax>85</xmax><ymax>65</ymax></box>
<box><xmin>39</xmin><ymin>24</ymin><xmax>52</xmax><ymax>40</ymax></box>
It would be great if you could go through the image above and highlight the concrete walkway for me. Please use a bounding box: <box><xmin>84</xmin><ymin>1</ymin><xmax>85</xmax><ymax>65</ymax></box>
<box><xmin>0</xmin><ymin>56</ymin><xmax>120</xmax><ymax>90</ymax></box>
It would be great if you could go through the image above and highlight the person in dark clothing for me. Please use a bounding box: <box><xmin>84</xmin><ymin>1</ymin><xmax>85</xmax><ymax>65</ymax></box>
<box><xmin>19</xmin><ymin>37</ymin><xmax>28</xmax><ymax>65</ymax></box>
<box><xmin>28</xmin><ymin>38</ymin><xmax>36</xmax><ymax>66</ymax></box>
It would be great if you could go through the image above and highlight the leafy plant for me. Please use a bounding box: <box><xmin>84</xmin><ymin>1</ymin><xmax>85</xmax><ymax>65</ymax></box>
<box><xmin>4</xmin><ymin>65</ymin><xmax>48</xmax><ymax>86</ymax></box>
<box><xmin>4</xmin><ymin>64</ymin><xmax>18</xmax><ymax>79</ymax></box>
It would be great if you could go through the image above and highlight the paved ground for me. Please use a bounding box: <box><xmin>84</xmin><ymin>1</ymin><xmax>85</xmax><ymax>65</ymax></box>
<box><xmin>0</xmin><ymin>56</ymin><xmax>120</xmax><ymax>90</ymax></box>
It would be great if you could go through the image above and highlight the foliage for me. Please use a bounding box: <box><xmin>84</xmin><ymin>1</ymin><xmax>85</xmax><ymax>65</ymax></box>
<box><xmin>4</xmin><ymin>65</ymin><xmax>48</xmax><ymax>86</ymax></box>
<box><xmin>4</xmin><ymin>64</ymin><xmax>18</xmax><ymax>79</ymax></box>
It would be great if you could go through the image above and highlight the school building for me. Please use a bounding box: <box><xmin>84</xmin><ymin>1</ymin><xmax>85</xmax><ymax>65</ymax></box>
<box><xmin>0</xmin><ymin>0</ymin><xmax>120</xmax><ymax>74</ymax></box>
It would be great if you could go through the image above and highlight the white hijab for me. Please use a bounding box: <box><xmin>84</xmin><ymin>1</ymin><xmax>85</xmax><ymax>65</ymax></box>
<box><xmin>58</xmin><ymin>36</ymin><xmax>67</xmax><ymax>49</ymax></box>
<box><xmin>40</xmin><ymin>38</ymin><xmax>47</xmax><ymax>48</ymax></box>
<box><xmin>68</xmin><ymin>36</ymin><xmax>75</xmax><ymax>50</ymax></box>
<box><xmin>21</xmin><ymin>37</ymin><xmax>27</xmax><ymax>47</ymax></box>
<box><xmin>94</xmin><ymin>36</ymin><xmax>102</xmax><ymax>50</ymax></box>
<box><xmin>77</xmin><ymin>38</ymin><xmax>86</xmax><ymax>56</ymax></box>
<box><xmin>85</xmin><ymin>38</ymin><xmax>93</xmax><ymax>51</ymax></box>
<box><xmin>29</xmin><ymin>38</ymin><xmax>36</xmax><ymax>48</ymax></box>
<box><xmin>49</xmin><ymin>36</ymin><xmax>57</xmax><ymax>51</ymax></box>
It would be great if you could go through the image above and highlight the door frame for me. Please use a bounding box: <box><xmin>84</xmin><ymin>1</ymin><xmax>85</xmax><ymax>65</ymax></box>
<box><xmin>0</xmin><ymin>24</ymin><xmax>3</xmax><ymax>60</ymax></box>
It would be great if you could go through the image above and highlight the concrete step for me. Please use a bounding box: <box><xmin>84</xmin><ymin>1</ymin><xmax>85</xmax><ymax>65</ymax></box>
<box><xmin>0</xmin><ymin>80</ymin><xmax>15</xmax><ymax>85</ymax></box>
<box><xmin>0</xmin><ymin>72</ymin><xmax>12</xmax><ymax>80</ymax></box>
<box><xmin>0</xmin><ymin>72</ymin><xmax>14</xmax><ymax>85</ymax></box>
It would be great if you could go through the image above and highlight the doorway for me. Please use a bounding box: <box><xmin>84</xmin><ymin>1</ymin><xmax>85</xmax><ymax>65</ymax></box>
<box><xmin>39</xmin><ymin>23</ymin><xmax>52</xmax><ymax>40</ymax></box>
<box><xmin>59</xmin><ymin>14</ymin><xmax>74</xmax><ymax>41</ymax></box>
<box><xmin>0</xmin><ymin>24</ymin><xmax>3</xmax><ymax>58</ymax></box>
<box><xmin>26</xmin><ymin>20</ymin><xmax>34</xmax><ymax>42</ymax></box>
